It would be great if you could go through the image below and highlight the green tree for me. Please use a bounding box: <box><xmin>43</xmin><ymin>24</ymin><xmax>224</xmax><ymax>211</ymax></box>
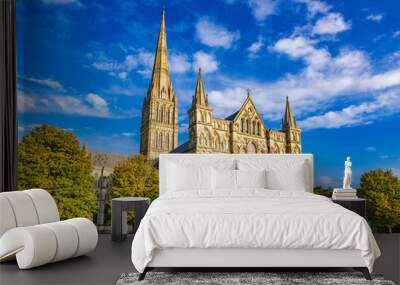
<box><xmin>111</xmin><ymin>155</ymin><xmax>159</xmax><ymax>201</ymax></box>
<box><xmin>314</xmin><ymin>186</ymin><xmax>332</xmax><ymax>198</ymax></box>
<box><xmin>359</xmin><ymin>169</ymin><xmax>400</xmax><ymax>233</ymax></box>
<box><xmin>18</xmin><ymin>124</ymin><xmax>96</xmax><ymax>220</ymax></box>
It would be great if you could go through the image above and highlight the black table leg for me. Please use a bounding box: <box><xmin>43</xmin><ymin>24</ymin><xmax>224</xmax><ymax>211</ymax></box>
<box><xmin>111</xmin><ymin>200</ymin><xmax>122</xmax><ymax>241</ymax></box>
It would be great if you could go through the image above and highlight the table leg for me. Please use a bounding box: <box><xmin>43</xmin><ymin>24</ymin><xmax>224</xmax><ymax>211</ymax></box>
<box><xmin>112</xmin><ymin>201</ymin><xmax>122</xmax><ymax>241</ymax></box>
<box><xmin>121</xmin><ymin>210</ymin><xmax>128</xmax><ymax>240</ymax></box>
<box><xmin>133</xmin><ymin>201</ymin><xmax>150</xmax><ymax>235</ymax></box>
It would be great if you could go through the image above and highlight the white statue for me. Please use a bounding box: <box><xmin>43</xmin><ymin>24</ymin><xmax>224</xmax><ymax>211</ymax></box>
<box><xmin>343</xmin><ymin>156</ymin><xmax>352</xmax><ymax>189</ymax></box>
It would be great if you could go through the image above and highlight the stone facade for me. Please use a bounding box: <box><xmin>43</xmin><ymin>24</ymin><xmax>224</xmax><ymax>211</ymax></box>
<box><xmin>89</xmin><ymin>150</ymin><xmax>128</xmax><ymax>229</ymax></box>
<box><xmin>183</xmin><ymin>70</ymin><xmax>301</xmax><ymax>154</ymax></box>
<box><xmin>140</xmin><ymin>10</ymin><xmax>178</xmax><ymax>161</ymax></box>
<box><xmin>140</xmin><ymin>11</ymin><xmax>302</xmax><ymax>158</ymax></box>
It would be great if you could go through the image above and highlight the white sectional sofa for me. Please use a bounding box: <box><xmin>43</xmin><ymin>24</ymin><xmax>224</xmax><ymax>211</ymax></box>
<box><xmin>0</xmin><ymin>189</ymin><xmax>98</xmax><ymax>269</ymax></box>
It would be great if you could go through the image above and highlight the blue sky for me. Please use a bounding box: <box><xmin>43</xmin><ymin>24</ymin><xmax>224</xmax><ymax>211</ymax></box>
<box><xmin>16</xmin><ymin>0</ymin><xmax>400</xmax><ymax>187</ymax></box>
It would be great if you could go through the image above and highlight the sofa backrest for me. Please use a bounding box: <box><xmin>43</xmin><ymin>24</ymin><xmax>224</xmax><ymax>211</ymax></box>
<box><xmin>0</xmin><ymin>189</ymin><xmax>60</xmax><ymax>238</ymax></box>
<box><xmin>159</xmin><ymin>154</ymin><xmax>314</xmax><ymax>195</ymax></box>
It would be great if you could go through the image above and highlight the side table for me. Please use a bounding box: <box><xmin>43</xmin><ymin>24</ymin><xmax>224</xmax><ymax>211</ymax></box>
<box><xmin>331</xmin><ymin>198</ymin><xmax>366</xmax><ymax>218</ymax></box>
<box><xmin>112</xmin><ymin>197</ymin><xmax>150</xmax><ymax>242</ymax></box>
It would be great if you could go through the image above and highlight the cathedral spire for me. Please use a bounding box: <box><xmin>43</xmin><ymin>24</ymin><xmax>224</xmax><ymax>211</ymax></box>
<box><xmin>283</xmin><ymin>96</ymin><xmax>296</xmax><ymax>128</ymax></box>
<box><xmin>193</xmin><ymin>68</ymin><xmax>208</xmax><ymax>106</ymax></box>
<box><xmin>149</xmin><ymin>9</ymin><xmax>170</xmax><ymax>94</ymax></box>
<box><xmin>140</xmin><ymin>9</ymin><xmax>178</xmax><ymax>160</ymax></box>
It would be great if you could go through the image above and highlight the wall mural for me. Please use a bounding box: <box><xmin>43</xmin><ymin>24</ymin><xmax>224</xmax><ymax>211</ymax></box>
<box><xmin>16</xmin><ymin>0</ymin><xmax>400</xmax><ymax>232</ymax></box>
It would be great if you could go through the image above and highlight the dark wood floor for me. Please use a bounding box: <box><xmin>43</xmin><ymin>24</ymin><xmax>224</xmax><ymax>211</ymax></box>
<box><xmin>1</xmin><ymin>234</ymin><xmax>397</xmax><ymax>285</ymax></box>
<box><xmin>0</xmin><ymin>234</ymin><xmax>134</xmax><ymax>285</ymax></box>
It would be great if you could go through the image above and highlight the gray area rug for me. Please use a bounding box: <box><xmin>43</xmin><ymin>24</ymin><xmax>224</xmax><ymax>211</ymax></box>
<box><xmin>116</xmin><ymin>272</ymin><xmax>396</xmax><ymax>285</ymax></box>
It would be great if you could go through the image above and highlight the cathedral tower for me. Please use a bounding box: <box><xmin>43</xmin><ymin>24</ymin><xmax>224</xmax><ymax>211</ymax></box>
<box><xmin>282</xmin><ymin>96</ymin><xmax>301</xmax><ymax>153</ymax></box>
<box><xmin>140</xmin><ymin>10</ymin><xmax>178</xmax><ymax>160</ymax></box>
<box><xmin>187</xmin><ymin>68</ymin><xmax>214</xmax><ymax>153</ymax></box>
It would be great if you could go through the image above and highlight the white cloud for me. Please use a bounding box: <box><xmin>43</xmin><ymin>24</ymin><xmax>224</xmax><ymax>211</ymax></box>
<box><xmin>86</xmin><ymin>93</ymin><xmax>109</xmax><ymax>114</ymax></box>
<box><xmin>170</xmin><ymin>53</ymin><xmax>191</xmax><ymax>73</ymax></box>
<box><xmin>192</xmin><ymin>51</ymin><xmax>219</xmax><ymax>74</ymax></box>
<box><xmin>27</xmin><ymin>77</ymin><xmax>65</xmax><ymax>91</ymax></box>
<box><xmin>205</xmin><ymin>39</ymin><xmax>400</xmax><ymax>126</ymax></box>
<box><xmin>248</xmin><ymin>0</ymin><xmax>277</xmax><ymax>21</ymax></box>
<box><xmin>195</xmin><ymin>19</ymin><xmax>240</xmax><ymax>48</ymax></box>
<box><xmin>118</xmin><ymin>72</ymin><xmax>128</xmax><ymax>80</ymax></box>
<box><xmin>293</xmin><ymin>0</ymin><xmax>331</xmax><ymax>18</ymax></box>
<box><xmin>18</xmin><ymin>90</ymin><xmax>111</xmax><ymax>118</ymax></box>
<box><xmin>392</xmin><ymin>168</ymin><xmax>400</xmax><ymax>177</ymax></box>
<box><xmin>92</xmin><ymin>61</ymin><xmax>117</xmax><ymax>71</ymax></box>
<box><xmin>17</xmin><ymin>123</ymin><xmax>41</xmax><ymax>133</ymax></box>
<box><xmin>106</xmin><ymin>85</ymin><xmax>145</xmax><ymax>97</ymax></box>
<box><xmin>318</xmin><ymin>175</ymin><xmax>336</xmax><ymax>187</ymax></box>
<box><xmin>209</xmin><ymin>87</ymin><xmax>249</xmax><ymax>117</ymax></box>
<box><xmin>312</xmin><ymin>13</ymin><xmax>351</xmax><ymax>35</ymax></box>
<box><xmin>91</xmin><ymin>51</ymin><xmax>154</xmax><ymax>79</ymax></box>
<box><xmin>41</xmin><ymin>0</ymin><xmax>82</xmax><ymax>6</ymax></box>
<box><xmin>247</xmin><ymin>36</ymin><xmax>264</xmax><ymax>58</ymax></box>
<box><xmin>271</xmin><ymin>36</ymin><xmax>330</xmax><ymax>68</ymax></box>
<box><xmin>179</xmin><ymin>123</ymin><xmax>188</xmax><ymax>133</ymax></box>
<box><xmin>393</xmin><ymin>30</ymin><xmax>400</xmax><ymax>38</ymax></box>
<box><xmin>365</xmin><ymin>146</ymin><xmax>376</xmax><ymax>152</ymax></box>
<box><xmin>366</xmin><ymin>14</ymin><xmax>384</xmax><ymax>22</ymax></box>
<box><xmin>298</xmin><ymin>90</ymin><xmax>400</xmax><ymax>129</ymax></box>
<box><xmin>380</xmin><ymin>155</ymin><xmax>389</xmax><ymax>159</ymax></box>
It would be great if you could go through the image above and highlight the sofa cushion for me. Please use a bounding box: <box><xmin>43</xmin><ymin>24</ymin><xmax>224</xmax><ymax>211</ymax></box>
<box><xmin>0</xmin><ymin>196</ymin><xmax>17</xmax><ymax>238</ymax></box>
<box><xmin>25</xmin><ymin>189</ymin><xmax>60</xmax><ymax>224</ymax></box>
<box><xmin>0</xmin><ymin>191</ymin><xmax>39</xmax><ymax>227</ymax></box>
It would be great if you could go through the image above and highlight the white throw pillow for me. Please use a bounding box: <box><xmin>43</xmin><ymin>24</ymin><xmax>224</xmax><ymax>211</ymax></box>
<box><xmin>236</xmin><ymin>169</ymin><xmax>267</xmax><ymax>189</ymax></box>
<box><xmin>266</xmin><ymin>165</ymin><xmax>307</xmax><ymax>192</ymax></box>
<box><xmin>212</xmin><ymin>168</ymin><xmax>237</xmax><ymax>190</ymax></box>
<box><xmin>167</xmin><ymin>163</ymin><xmax>212</xmax><ymax>191</ymax></box>
<box><xmin>237</xmin><ymin>158</ymin><xmax>310</xmax><ymax>192</ymax></box>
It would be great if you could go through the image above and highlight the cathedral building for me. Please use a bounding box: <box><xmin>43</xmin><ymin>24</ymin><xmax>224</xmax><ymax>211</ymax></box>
<box><xmin>140</xmin><ymin>10</ymin><xmax>179</xmax><ymax>160</ymax></box>
<box><xmin>140</xmin><ymin>11</ymin><xmax>302</xmax><ymax>160</ymax></box>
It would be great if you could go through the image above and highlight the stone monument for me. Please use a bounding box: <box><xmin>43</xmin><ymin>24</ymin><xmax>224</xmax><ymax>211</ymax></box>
<box><xmin>332</xmin><ymin>157</ymin><xmax>358</xmax><ymax>200</ymax></box>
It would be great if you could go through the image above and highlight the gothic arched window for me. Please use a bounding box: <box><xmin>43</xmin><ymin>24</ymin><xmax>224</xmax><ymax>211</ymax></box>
<box><xmin>257</xmin><ymin>122</ymin><xmax>261</xmax><ymax>136</ymax></box>
<box><xmin>170</xmin><ymin>107</ymin><xmax>174</xmax><ymax>124</ymax></box>
<box><xmin>252</xmin><ymin>121</ymin><xmax>256</xmax><ymax>135</ymax></box>
<box><xmin>241</xmin><ymin>118</ymin><xmax>244</xmax><ymax>132</ymax></box>
<box><xmin>247</xmin><ymin>142</ymin><xmax>256</xmax><ymax>153</ymax></box>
